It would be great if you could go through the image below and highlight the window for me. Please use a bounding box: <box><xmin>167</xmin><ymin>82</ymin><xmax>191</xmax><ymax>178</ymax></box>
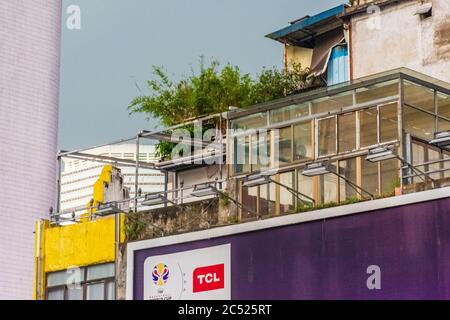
<box><xmin>233</xmin><ymin>135</ymin><xmax>250</xmax><ymax>174</ymax></box>
<box><xmin>338</xmin><ymin>112</ymin><xmax>356</xmax><ymax>152</ymax></box>
<box><xmin>361</xmin><ymin>160</ymin><xmax>380</xmax><ymax>196</ymax></box>
<box><xmin>380</xmin><ymin>159</ymin><xmax>399</xmax><ymax>196</ymax></box>
<box><xmin>404</xmin><ymin>105</ymin><xmax>436</xmax><ymax>141</ymax></box>
<box><xmin>320</xmin><ymin>173</ymin><xmax>338</xmax><ymax>204</ymax></box>
<box><xmin>311</xmin><ymin>91</ymin><xmax>353</xmax><ymax>115</ymax></box>
<box><xmin>404</xmin><ymin>81</ymin><xmax>435</xmax><ymax>113</ymax></box>
<box><xmin>297</xmin><ymin>169</ymin><xmax>314</xmax><ymax>204</ymax></box>
<box><xmin>277</xmin><ymin>127</ymin><xmax>292</xmax><ymax>165</ymax></box>
<box><xmin>360</xmin><ymin>107</ymin><xmax>378</xmax><ymax>147</ymax></box>
<box><xmin>338</xmin><ymin>158</ymin><xmax>358</xmax><ymax>202</ymax></box>
<box><xmin>241</xmin><ymin>184</ymin><xmax>258</xmax><ymax>220</ymax></box>
<box><xmin>251</xmin><ymin>132</ymin><xmax>270</xmax><ymax>171</ymax></box>
<box><xmin>231</xmin><ymin>112</ymin><xmax>267</xmax><ymax>131</ymax></box>
<box><xmin>279</xmin><ymin>172</ymin><xmax>295</xmax><ymax>214</ymax></box>
<box><xmin>380</xmin><ymin>103</ymin><xmax>398</xmax><ymax>142</ymax></box>
<box><xmin>259</xmin><ymin>182</ymin><xmax>276</xmax><ymax>217</ymax></box>
<box><xmin>356</xmin><ymin>80</ymin><xmax>399</xmax><ymax>104</ymax></box>
<box><xmin>318</xmin><ymin>117</ymin><xmax>336</xmax><ymax>156</ymax></box>
<box><xmin>293</xmin><ymin>121</ymin><xmax>313</xmax><ymax>161</ymax></box>
<box><xmin>270</xmin><ymin>103</ymin><xmax>309</xmax><ymax>124</ymax></box>
<box><xmin>46</xmin><ymin>263</ymin><xmax>115</xmax><ymax>300</ymax></box>
<box><xmin>437</xmin><ymin>92</ymin><xmax>450</xmax><ymax>119</ymax></box>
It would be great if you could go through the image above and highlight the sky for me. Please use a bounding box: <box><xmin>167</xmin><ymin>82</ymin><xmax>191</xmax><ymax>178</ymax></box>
<box><xmin>59</xmin><ymin>0</ymin><xmax>344</xmax><ymax>150</ymax></box>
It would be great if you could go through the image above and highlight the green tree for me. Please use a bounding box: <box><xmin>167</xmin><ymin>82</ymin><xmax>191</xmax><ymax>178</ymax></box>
<box><xmin>128</xmin><ymin>58</ymin><xmax>320</xmax><ymax>158</ymax></box>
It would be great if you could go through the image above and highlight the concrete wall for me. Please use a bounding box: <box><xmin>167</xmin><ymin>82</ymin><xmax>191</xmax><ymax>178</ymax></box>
<box><xmin>286</xmin><ymin>45</ymin><xmax>313</xmax><ymax>69</ymax></box>
<box><xmin>0</xmin><ymin>1</ymin><xmax>61</xmax><ymax>299</ymax></box>
<box><xmin>351</xmin><ymin>0</ymin><xmax>450</xmax><ymax>82</ymax></box>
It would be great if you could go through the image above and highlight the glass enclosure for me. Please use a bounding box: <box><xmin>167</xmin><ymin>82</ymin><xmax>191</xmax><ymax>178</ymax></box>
<box><xmin>229</xmin><ymin>69</ymin><xmax>450</xmax><ymax>219</ymax></box>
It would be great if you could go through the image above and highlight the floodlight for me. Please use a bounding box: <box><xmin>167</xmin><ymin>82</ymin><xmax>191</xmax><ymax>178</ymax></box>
<box><xmin>365</xmin><ymin>146</ymin><xmax>396</xmax><ymax>162</ymax></box>
<box><xmin>302</xmin><ymin>161</ymin><xmax>330</xmax><ymax>177</ymax></box>
<box><xmin>96</xmin><ymin>202</ymin><xmax>121</xmax><ymax>216</ymax></box>
<box><xmin>429</xmin><ymin>131</ymin><xmax>450</xmax><ymax>148</ymax></box>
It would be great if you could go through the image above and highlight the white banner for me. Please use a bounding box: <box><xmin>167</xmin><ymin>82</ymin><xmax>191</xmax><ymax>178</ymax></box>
<box><xmin>143</xmin><ymin>244</ymin><xmax>231</xmax><ymax>300</ymax></box>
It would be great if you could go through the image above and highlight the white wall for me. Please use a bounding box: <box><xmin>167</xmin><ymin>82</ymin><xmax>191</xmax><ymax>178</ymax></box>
<box><xmin>352</xmin><ymin>0</ymin><xmax>450</xmax><ymax>82</ymax></box>
<box><xmin>0</xmin><ymin>1</ymin><xmax>61</xmax><ymax>299</ymax></box>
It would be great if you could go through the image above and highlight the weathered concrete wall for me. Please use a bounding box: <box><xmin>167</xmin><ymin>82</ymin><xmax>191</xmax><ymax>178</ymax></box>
<box><xmin>351</xmin><ymin>0</ymin><xmax>450</xmax><ymax>82</ymax></box>
<box><xmin>0</xmin><ymin>0</ymin><xmax>61</xmax><ymax>299</ymax></box>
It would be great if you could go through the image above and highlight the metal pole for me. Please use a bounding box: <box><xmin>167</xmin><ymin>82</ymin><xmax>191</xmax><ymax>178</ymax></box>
<box><xmin>134</xmin><ymin>135</ymin><xmax>140</xmax><ymax>211</ymax></box>
<box><xmin>114</xmin><ymin>211</ymin><xmax>120</xmax><ymax>300</ymax></box>
<box><xmin>56</xmin><ymin>156</ymin><xmax>62</xmax><ymax>213</ymax></box>
<box><xmin>269</xmin><ymin>178</ymin><xmax>315</xmax><ymax>205</ymax></box>
<box><xmin>331</xmin><ymin>171</ymin><xmax>374</xmax><ymax>200</ymax></box>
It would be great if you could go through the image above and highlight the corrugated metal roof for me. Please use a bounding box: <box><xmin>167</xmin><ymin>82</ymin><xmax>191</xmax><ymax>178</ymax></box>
<box><xmin>265</xmin><ymin>4</ymin><xmax>346</xmax><ymax>45</ymax></box>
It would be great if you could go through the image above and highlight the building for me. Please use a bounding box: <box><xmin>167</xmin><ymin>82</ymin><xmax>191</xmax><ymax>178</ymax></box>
<box><xmin>34</xmin><ymin>1</ymin><xmax>450</xmax><ymax>300</ymax></box>
<box><xmin>267</xmin><ymin>0</ymin><xmax>450</xmax><ymax>85</ymax></box>
<box><xmin>60</xmin><ymin>144</ymin><xmax>165</xmax><ymax>212</ymax></box>
<box><xmin>0</xmin><ymin>1</ymin><xmax>61</xmax><ymax>299</ymax></box>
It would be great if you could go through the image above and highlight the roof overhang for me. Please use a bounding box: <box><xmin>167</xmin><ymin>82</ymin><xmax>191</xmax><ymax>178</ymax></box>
<box><xmin>265</xmin><ymin>4</ymin><xmax>347</xmax><ymax>47</ymax></box>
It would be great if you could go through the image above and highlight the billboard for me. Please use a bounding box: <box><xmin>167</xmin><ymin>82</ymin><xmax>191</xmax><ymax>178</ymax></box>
<box><xmin>127</xmin><ymin>188</ymin><xmax>450</xmax><ymax>300</ymax></box>
<box><xmin>144</xmin><ymin>244</ymin><xmax>231</xmax><ymax>300</ymax></box>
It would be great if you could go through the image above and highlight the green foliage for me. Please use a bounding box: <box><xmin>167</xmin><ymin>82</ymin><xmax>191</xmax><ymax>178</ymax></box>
<box><xmin>219</xmin><ymin>192</ymin><xmax>231</xmax><ymax>207</ymax></box>
<box><xmin>128</xmin><ymin>57</ymin><xmax>318</xmax><ymax>127</ymax></box>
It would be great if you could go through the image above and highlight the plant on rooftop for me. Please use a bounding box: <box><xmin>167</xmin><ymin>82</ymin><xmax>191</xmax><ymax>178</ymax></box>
<box><xmin>128</xmin><ymin>58</ymin><xmax>320</xmax><ymax>157</ymax></box>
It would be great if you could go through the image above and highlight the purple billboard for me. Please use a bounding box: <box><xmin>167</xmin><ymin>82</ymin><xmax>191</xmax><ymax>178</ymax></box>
<box><xmin>128</xmin><ymin>194</ymin><xmax>450</xmax><ymax>300</ymax></box>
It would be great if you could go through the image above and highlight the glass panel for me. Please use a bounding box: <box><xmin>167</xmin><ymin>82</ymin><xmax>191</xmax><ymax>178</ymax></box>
<box><xmin>355</xmin><ymin>79</ymin><xmax>399</xmax><ymax>104</ymax></box>
<box><xmin>311</xmin><ymin>91</ymin><xmax>353</xmax><ymax>114</ymax></box>
<box><xmin>47</xmin><ymin>270</ymin><xmax>69</xmax><ymax>287</ymax></box>
<box><xmin>87</xmin><ymin>263</ymin><xmax>115</xmax><ymax>281</ymax></box>
<box><xmin>259</xmin><ymin>182</ymin><xmax>276</xmax><ymax>216</ymax></box>
<box><xmin>404</xmin><ymin>80</ymin><xmax>435</xmax><ymax>113</ymax></box>
<box><xmin>318</xmin><ymin>117</ymin><xmax>336</xmax><ymax>156</ymax></box>
<box><xmin>380</xmin><ymin>103</ymin><xmax>398</xmax><ymax>142</ymax></box>
<box><xmin>270</xmin><ymin>103</ymin><xmax>309</xmax><ymax>124</ymax></box>
<box><xmin>252</xmin><ymin>132</ymin><xmax>270</xmax><ymax>171</ymax></box>
<box><xmin>231</xmin><ymin>112</ymin><xmax>267</xmax><ymax>131</ymax></box>
<box><xmin>233</xmin><ymin>136</ymin><xmax>250</xmax><ymax>174</ymax></box>
<box><xmin>279</xmin><ymin>172</ymin><xmax>294</xmax><ymax>214</ymax></box>
<box><xmin>404</xmin><ymin>105</ymin><xmax>436</xmax><ymax>141</ymax></box>
<box><xmin>87</xmin><ymin>282</ymin><xmax>105</xmax><ymax>300</ymax></box>
<box><xmin>338</xmin><ymin>158</ymin><xmax>357</xmax><ymax>202</ymax></box>
<box><xmin>293</xmin><ymin>121</ymin><xmax>312</xmax><ymax>161</ymax></box>
<box><xmin>47</xmin><ymin>268</ymin><xmax>85</xmax><ymax>288</ymax></box>
<box><xmin>67</xmin><ymin>286</ymin><xmax>83</xmax><ymax>300</ymax></box>
<box><xmin>381</xmin><ymin>159</ymin><xmax>399</xmax><ymax>196</ymax></box>
<box><xmin>47</xmin><ymin>288</ymin><xmax>65</xmax><ymax>300</ymax></box>
<box><xmin>361</xmin><ymin>160</ymin><xmax>379</xmax><ymax>196</ymax></box>
<box><xmin>338</xmin><ymin>113</ymin><xmax>356</xmax><ymax>152</ymax></box>
<box><xmin>428</xmin><ymin>148</ymin><xmax>441</xmax><ymax>180</ymax></box>
<box><xmin>360</xmin><ymin>107</ymin><xmax>378</xmax><ymax>147</ymax></box>
<box><xmin>106</xmin><ymin>280</ymin><xmax>115</xmax><ymax>300</ymax></box>
<box><xmin>437</xmin><ymin>92</ymin><xmax>450</xmax><ymax>119</ymax></box>
<box><xmin>438</xmin><ymin>117</ymin><xmax>450</xmax><ymax>132</ymax></box>
<box><xmin>277</xmin><ymin>127</ymin><xmax>292</xmax><ymax>164</ymax></box>
<box><xmin>412</xmin><ymin>142</ymin><xmax>426</xmax><ymax>184</ymax></box>
<box><xmin>241</xmin><ymin>185</ymin><xmax>258</xmax><ymax>220</ymax></box>
<box><xmin>321</xmin><ymin>173</ymin><xmax>338</xmax><ymax>204</ymax></box>
<box><xmin>297</xmin><ymin>170</ymin><xmax>314</xmax><ymax>205</ymax></box>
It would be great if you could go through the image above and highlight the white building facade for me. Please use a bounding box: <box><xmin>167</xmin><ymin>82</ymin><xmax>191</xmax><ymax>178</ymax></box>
<box><xmin>60</xmin><ymin>144</ymin><xmax>165</xmax><ymax>212</ymax></box>
<box><xmin>0</xmin><ymin>1</ymin><xmax>61</xmax><ymax>299</ymax></box>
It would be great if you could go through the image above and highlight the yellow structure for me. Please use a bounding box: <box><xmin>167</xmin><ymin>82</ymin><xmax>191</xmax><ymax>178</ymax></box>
<box><xmin>33</xmin><ymin>165</ymin><xmax>127</xmax><ymax>300</ymax></box>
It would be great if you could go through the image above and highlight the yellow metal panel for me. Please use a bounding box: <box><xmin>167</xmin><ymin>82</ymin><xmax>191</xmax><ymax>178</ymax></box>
<box><xmin>42</xmin><ymin>214</ymin><xmax>125</xmax><ymax>273</ymax></box>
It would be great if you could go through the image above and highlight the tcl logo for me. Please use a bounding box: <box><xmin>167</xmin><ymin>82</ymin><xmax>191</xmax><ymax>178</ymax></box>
<box><xmin>193</xmin><ymin>264</ymin><xmax>224</xmax><ymax>293</ymax></box>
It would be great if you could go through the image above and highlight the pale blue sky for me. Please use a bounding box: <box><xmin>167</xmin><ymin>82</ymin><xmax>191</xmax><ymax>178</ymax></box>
<box><xmin>59</xmin><ymin>0</ymin><xmax>344</xmax><ymax>149</ymax></box>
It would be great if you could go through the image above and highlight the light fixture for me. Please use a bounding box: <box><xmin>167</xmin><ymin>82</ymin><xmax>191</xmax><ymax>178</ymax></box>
<box><xmin>365</xmin><ymin>144</ymin><xmax>435</xmax><ymax>187</ymax></box>
<box><xmin>430</xmin><ymin>131</ymin><xmax>450</xmax><ymax>148</ymax></box>
<box><xmin>365</xmin><ymin>146</ymin><xmax>396</xmax><ymax>162</ymax></box>
<box><xmin>302</xmin><ymin>160</ymin><xmax>374</xmax><ymax>199</ymax></box>
<box><xmin>191</xmin><ymin>182</ymin><xmax>259</xmax><ymax>217</ymax></box>
<box><xmin>191</xmin><ymin>184</ymin><xmax>218</xmax><ymax>197</ymax></box>
<box><xmin>96</xmin><ymin>202</ymin><xmax>121</xmax><ymax>216</ymax></box>
<box><xmin>242</xmin><ymin>171</ymin><xmax>315</xmax><ymax>204</ymax></box>
<box><xmin>242</xmin><ymin>173</ymin><xmax>269</xmax><ymax>188</ymax></box>
<box><xmin>141</xmin><ymin>193</ymin><xmax>168</xmax><ymax>206</ymax></box>
<box><xmin>301</xmin><ymin>161</ymin><xmax>330</xmax><ymax>177</ymax></box>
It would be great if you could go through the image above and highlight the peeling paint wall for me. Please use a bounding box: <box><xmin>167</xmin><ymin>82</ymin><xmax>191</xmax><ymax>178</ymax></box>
<box><xmin>351</xmin><ymin>0</ymin><xmax>450</xmax><ymax>82</ymax></box>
